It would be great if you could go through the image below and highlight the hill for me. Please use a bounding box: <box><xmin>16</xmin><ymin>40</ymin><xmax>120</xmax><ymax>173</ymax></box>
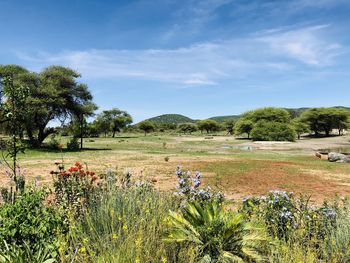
<box><xmin>146</xmin><ymin>114</ymin><xmax>194</xmax><ymax>125</ymax></box>
<box><xmin>208</xmin><ymin>115</ymin><xmax>240</xmax><ymax>123</ymax></box>
<box><xmin>143</xmin><ymin>106</ymin><xmax>350</xmax><ymax>125</ymax></box>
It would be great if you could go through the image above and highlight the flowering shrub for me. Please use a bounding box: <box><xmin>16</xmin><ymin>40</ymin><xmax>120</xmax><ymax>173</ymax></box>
<box><xmin>51</xmin><ymin>161</ymin><xmax>100</xmax><ymax>214</ymax></box>
<box><xmin>175</xmin><ymin>166</ymin><xmax>224</xmax><ymax>205</ymax></box>
<box><xmin>241</xmin><ymin>190</ymin><xmax>338</xmax><ymax>242</ymax></box>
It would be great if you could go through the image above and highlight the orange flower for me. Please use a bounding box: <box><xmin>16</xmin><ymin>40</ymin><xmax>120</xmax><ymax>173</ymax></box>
<box><xmin>59</xmin><ymin>172</ymin><xmax>67</xmax><ymax>177</ymax></box>
<box><xmin>68</xmin><ymin>167</ymin><xmax>78</xmax><ymax>173</ymax></box>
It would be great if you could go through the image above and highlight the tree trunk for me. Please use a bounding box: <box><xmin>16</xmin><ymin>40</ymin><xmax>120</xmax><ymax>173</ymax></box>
<box><xmin>112</xmin><ymin>130</ymin><xmax>116</xmax><ymax>138</ymax></box>
<box><xmin>80</xmin><ymin>118</ymin><xmax>83</xmax><ymax>150</ymax></box>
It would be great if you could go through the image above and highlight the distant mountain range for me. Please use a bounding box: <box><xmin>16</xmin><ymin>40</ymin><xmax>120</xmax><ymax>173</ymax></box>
<box><xmin>142</xmin><ymin>106</ymin><xmax>350</xmax><ymax>125</ymax></box>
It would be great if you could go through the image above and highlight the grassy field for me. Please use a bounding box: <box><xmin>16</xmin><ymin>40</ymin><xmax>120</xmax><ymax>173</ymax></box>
<box><xmin>2</xmin><ymin>133</ymin><xmax>350</xmax><ymax>203</ymax></box>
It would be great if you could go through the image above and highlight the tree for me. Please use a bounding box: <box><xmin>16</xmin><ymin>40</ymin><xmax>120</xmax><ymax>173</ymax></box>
<box><xmin>244</xmin><ymin>107</ymin><xmax>291</xmax><ymax>123</ymax></box>
<box><xmin>94</xmin><ymin>109</ymin><xmax>133</xmax><ymax>137</ymax></box>
<box><xmin>94</xmin><ymin>114</ymin><xmax>111</xmax><ymax>137</ymax></box>
<box><xmin>0</xmin><ymin>69</ymin><xmax>30</xmax><ymax>196</ymax></box>
<box><xmin>237</xmin><ymin>107</ymin><xmax>295</xmax><ymax>141</ymax></box>
<box><xmin>178</xmin><ymin>123</ymin><xmax>198</xmax><ymax>134</ymax></box>
<box><xmin>74</xmin><ymin>103</ymin><xmax>98</xmax><ymax>149</ymax></box>
<box><xmin>223</xmin><ymin>119</ymin><xmax>235</xmax><ymax>135</ymax></box>
<box><xmin>138</xmin><ymin>121</ymin><xmax>156</xmax><ymax>136</ymax></box>
<box><xmin>0</xmin><ymin>65</ymin><xmax>96</xmax><ymax>147</ymax></box>
<box><xmin>291</xmin><ymin>118</ymin><xmax>309</xmax><ymax>139</ymax></box>
<box><xmin>235</xmin><ymin>119</ymin><xmax>254</xmax><ymax>139</ymax></box>
<box><xmin>301</xmin><ymin>108</ymin><xmax>350</xmax><ymax>136</ymax></box>
<box><xmin>250</xmin><ymin>120</ymin><xmax>296</xmax><ymax>141</ymax></box>
<box><xmin>197</xmin><ymin>120</ymin><xmax>220</xmax><ymax>134</ymax></box>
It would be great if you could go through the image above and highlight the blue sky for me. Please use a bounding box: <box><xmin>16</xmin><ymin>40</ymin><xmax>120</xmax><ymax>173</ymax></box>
<box><xmin>1</xmin><ymin>0</ymin><xmax>350</xmax><ymax>122</ymax></box>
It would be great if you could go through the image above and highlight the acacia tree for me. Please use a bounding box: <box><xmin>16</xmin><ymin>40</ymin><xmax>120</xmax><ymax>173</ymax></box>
<box><xmin>74</xmin><ymin>103</ymin><xmax>98</xmax><ymax>149</ymax></box>
<box><xmin>223</xmin><ymin>119</ymin><xmax>236</xmax><ymax>135</ymax></box>
<box><xmin>236</xmin><ymin>107</ymin><xmax>295</xmax><ymax>141</ymax></box>
<box><xmin>138</xmin><ymin>121</ymin><xmax>156</xmax><ymax>136</ymax></box>
<box><xmin>235</xmin><ymin>119</ymin><xmax>254</xmax><ymax>139</ymax></box>
<box><xmin>178</xmin><ymin>123</ymin><xmax>198</xmax><ymax>134</ymax></box>
<box><xmin>197</xmin><ymin>120</ymin><xmax>220</xmax><ymax>134</ymax></box>
<box><xmin>301</xmin><ymin>108</ymin><xmax>350</xmax><ymax>136</ymax></box>
<box><xmin>291</xmin><ymin>118</ymin><xmax>309</xmax><ymax>139</ymax></box>
<box><xmin>95</xmin><ymin>108</ymin><xmax>133</xmax><ymax>137</ymax></box>
<box><xmin>0</xmin><ymin>65</ymin><xmax>96</xmax><ymax>147</ymax></box>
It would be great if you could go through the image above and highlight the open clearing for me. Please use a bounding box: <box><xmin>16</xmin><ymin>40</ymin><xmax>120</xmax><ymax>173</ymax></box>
<box><xmin>1</xmin><ymin>134</ymin><xmax>350</xmax><ymax>203</ymax></box>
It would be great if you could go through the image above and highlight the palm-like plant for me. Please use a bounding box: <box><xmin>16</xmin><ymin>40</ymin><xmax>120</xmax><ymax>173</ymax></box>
<box><xmin>164</xmin><ymin>202</ymin><xmax>269</xmax><ymax>262</ymax></box>
<box><xmin>0</xmin><ymin>241</ymin><xmax>56</xmax><ymax>263</ymax></box>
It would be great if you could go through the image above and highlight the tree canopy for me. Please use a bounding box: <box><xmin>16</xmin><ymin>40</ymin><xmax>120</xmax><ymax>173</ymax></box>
<box><xmin>138</xmin><ymin>121</ymin><xmax>156</xmax><ymax>135</ymax></box>
<box><xmin>197</xmin><ymin>120</ymin><xmax>220</xmax><ymax>134</ymax></box>
<box><xmin>178</xmin><ymin>123</ymin><xmax>198</xmax><ymax>134</ymax></box>
<box><xmin>94</xmin><ymin>108</ymin><xmax>133</xmax><ymax>138</ymax></box>
<box><xmin>0</xmin><ymin>65</ymin><xmax>97</xmax><ymax>146</ymax></box>
<box><xmin>236</xmin><ymin>107</ymin><xmax>295</xmax><ymax>141</ymax></box>
<box><xmin>301</xmin><ymin>108</ymin><xmax>350</xmax><ymax>136</ymax></box>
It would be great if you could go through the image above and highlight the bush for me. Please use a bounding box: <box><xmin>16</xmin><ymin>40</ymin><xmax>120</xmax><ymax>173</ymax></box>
<box><xmin>51</xmin><ymin>162</ymin><xmax>100</xmax><ymax>215</ymax></box>
<box><xmin>47</xmin><ymin>134</ymin><xmax>61</xmax><ymax>150</ymax></box>
<box><xmin>250</xmin><ymin>121</ymin><xmax>296</xmax><ymax>141</ymax></box>
<box><xmin>0</xmin><ymin>189</ymin><xmax>67</xmax><ymax>256</ymax></box>
<box><xmin>66</xmin><ymin>137</ymin><xmax>80</xmax><ymax>151</ymax></box>
<box><xmin>164</xmin><ymin>201</ymin><xmax>270</xmax><ymax>262</ymax></box>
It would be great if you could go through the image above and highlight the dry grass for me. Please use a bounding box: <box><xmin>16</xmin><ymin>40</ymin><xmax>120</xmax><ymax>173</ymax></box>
<box><xmin>1</xmin><ymin>134</ymin><xmax>350</xmax><ymax>203</ymax></box>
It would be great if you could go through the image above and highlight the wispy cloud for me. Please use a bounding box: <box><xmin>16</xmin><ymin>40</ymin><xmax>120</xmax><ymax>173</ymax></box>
<box><xmin>256</xmin><ymin>25</ymin><xmax>342</xmax><ymax>66</ymax></box>
<box><xmin>15</xmin><ymin>25</ymin><xmax>343</xmax><ymax>86</ymax></box>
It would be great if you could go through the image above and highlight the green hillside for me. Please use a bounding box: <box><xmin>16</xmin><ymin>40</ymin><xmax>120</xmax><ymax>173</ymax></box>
<box><xmin>144</xmin><ymin>106</ymin><xmax>350</xmax><ymax>125</ymax></box>
<box><xmin>146</xmin><ymin>114</ymin><xmax>194</xmax><ymax>124</ymax></box>
<box><xmin>208</xmin><ymin>115</ymin><xmax>240</xmax><ymax>123</ymax></box>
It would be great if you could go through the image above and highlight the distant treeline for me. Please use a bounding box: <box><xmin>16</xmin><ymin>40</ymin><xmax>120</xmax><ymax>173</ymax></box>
<box><xmin>1</xmin><ymin>64</ymin><xmax>349</xmax><ymax>146</ymax></box>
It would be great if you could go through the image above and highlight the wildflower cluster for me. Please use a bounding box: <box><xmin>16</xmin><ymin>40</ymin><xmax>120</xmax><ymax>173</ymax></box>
<box><xmin>175</xmin><ymin>166</ymin><xmax>224</xmax><ymax>204</ymax></box>
<box><xmin>241</xmin><ymin>190</ymin><xmax>338</xmax><ymax>241</ymax></box>
<box><xmin>51</xmin><ymin>161</ymin><xmax>100</xmax><ymax>215</ymax></box>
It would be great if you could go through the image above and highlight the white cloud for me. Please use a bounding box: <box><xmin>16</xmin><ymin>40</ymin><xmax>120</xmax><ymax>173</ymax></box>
<box><xmin>256</xmin><ymin>25</ymin><xmax>342</xmax><ymax>66</ymax></box>
<box><xmin>16</xmin><ymin>25</ymin><xmax>343</xmax><ymax>86</ymax></box>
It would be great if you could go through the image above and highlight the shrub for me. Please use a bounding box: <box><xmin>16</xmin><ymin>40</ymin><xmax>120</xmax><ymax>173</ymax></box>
<box><xmin>250</xmin><ymin>121</ymin><xmax>296</xmax><ymax>141</ymax></box>
<box><xmin>47</xmin><ymin>134</ymin><xmax>61</xmax><ymax>150</ymax></box>
<box><xmin>51</xmin><ymin>162</ymin><xmax>100</xmax><ymax>215</ymax></box>
<box><xmin>66</xmin><ymin>137</ymin><xmax>80</xmax><ymax>151</ymax></box>
<box><xmin>164</xmin><ymin>201</ymin><xmax>270</xmax><ymax>262</ymax></box>
<box><xmin>0</xmin><ymin>189</ymin><xmax>66</xmax><ymax>256</ymax></box>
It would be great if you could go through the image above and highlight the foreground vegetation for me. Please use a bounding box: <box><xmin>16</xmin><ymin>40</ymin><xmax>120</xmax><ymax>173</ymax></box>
<box><xmin>1</xmin><ymin>162</ymin><xmax>350</xmax><ymax>262</ymax></box>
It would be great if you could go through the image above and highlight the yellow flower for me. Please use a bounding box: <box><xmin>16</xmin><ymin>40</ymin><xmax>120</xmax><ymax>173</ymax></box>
<box><xmin>135</xmin><ymin>237</ymin><xmax>142</xmax><ymax>248</ymax></box>
<box><xmin>135</xmin><ymin>258</ymin><xmax>141</xmax><ymax>263</ymax></box>
<box><xmin>79</xmin><ymin>246</ymin><xmax>86</xmax><ymax>253</ymax></box>
<box><xmin>112</xmin><ymin>233</ymin><xmax>117</xmax><ymax>239</ymax></box>
<box><xmin>123</xmin><ymin>224</ymin><xmax>128</xmax><ymax>231</ymax></box>
<box><xmin>161</xmin><ymin>256</ymin><xmax>167</xmax><ymax>263</ymax></box>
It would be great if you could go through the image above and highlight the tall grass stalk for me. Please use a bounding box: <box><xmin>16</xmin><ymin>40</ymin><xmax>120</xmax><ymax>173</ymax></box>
<box><xmin>61</xmin><ymin>187</ymin><xmax>194</xmax><ymax>262</ymax></box>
